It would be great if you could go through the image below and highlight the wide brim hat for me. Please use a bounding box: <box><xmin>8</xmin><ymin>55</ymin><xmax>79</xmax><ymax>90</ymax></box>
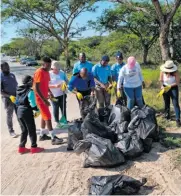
<box><xmin>160</xmin><ymin>60</ymin><xmax>177</xmax><ymax>72</ymax></box>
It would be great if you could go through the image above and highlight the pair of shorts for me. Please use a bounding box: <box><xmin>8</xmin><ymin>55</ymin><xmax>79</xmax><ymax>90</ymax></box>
<box><xmin>37</xmin><ymin>101</ymin><xmax>51</xmax><ymax>121</ymax></box>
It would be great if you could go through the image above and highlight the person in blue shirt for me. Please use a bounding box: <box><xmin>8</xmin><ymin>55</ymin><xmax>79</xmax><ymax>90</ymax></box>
<box><xmin>111</xmin><ymin>51</ymin><xmax>127</xmax><ymax>105</ymax></box>
<box><xmin>92</xmin><ymin>55</ymin><xmax>112</xmax><ymax>108</ymax></box>
<box><xmin>16</xmin><ymin>75</ymin><xmax>44</xmax><ymax>154</ymax></box>
<box><xmin>69</xmin><ymin>68</ymin><xmax>95</xmax><ymax>117</ymax></box>
<box><xmin>72</xmin><ymin>52</ymin><xmax>93</xmax><ymax>75</ymax></box>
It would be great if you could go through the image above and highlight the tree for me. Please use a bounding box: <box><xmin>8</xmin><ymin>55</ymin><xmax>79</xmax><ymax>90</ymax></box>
<box><xmin>95</xmin><ymin>2</ymin><xmax>159</xmax><ymax>64</ymax></box>
<box><xmin>18</xmin><ymin>26</ymin><xmax>51</xmax><ymax>59</ymax></box>
<box><xmin>111</xmin><ymin>0</ymin><xmax>181</xmax><ymax>61</ymax></box>
<box><xmin>2</xmin><ymin>0</ymin><xmax>98</xmax><ymax>67</ymax></box>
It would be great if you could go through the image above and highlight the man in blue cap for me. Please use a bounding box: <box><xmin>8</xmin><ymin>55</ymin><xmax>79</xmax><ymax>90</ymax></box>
<box><xmin>111</xmin><ymin>51</ymin><xmax>127</xmax><ymax>105</ymax></box>
<box><xmin>72</xmin><ymin>52</ymin><xmax>93</xmax><ymax>75</ymax></box>
<box><xmin>92</xmin><ymin>55</ymin><xmax>112</xmax><ymax>108</ymax></box>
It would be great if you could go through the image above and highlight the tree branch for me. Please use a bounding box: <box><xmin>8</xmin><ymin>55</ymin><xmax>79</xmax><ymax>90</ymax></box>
<box><xmin>151</xmin><ymin>0</ymin><xmax>164</xmax><ymax>24</ymax></box>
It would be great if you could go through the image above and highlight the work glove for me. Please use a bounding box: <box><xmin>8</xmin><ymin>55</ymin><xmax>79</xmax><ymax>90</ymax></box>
<box><xmin>157</xmin><ymin>85</ymin><xmax>171</xmax><ymax>98</ymax></box>
<box><xmin>34</xmin><ymin>111</ymin><xmax>40</xmax><ymax>118</ymax></box>
<box><xmin>61</xmin><ymin>82</ymin><xmax>67</xmax><ymax>92</ymax></box>
<box><xmin>9</xmin><ymin>95</ymin><xmax>16</xmax><ymax>103</ymax></box>
<box><xmin>117</xmin><ymin>90</ymin><xmax>121</xmax><ymax>98</ymax></box>
<box><xmin>50</xmin><ymin>97</ymin><xmax>58</xmax><ymax>102</ymax></box>
<box><xmin>112</xmin><ymin>81</ymin><xmax>117</xmax><ymax>88</ymax></box>
<box><xmin>76</xmin><ymin>92</ymin><xmax>83</xmax><ymax>100</ymax></box>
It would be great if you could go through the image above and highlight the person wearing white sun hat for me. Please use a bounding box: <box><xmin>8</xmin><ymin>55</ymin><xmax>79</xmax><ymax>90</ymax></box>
<box><xmin>159</xmin><ymin>60</ymin><xmax>180</xmax><ymax>127</ymax></box>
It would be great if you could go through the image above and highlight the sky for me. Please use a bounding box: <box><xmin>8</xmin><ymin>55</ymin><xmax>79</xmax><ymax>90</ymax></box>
<box><xmin>1</xmin><ymin>1</ymin><xmax>114</xmax><ymax>46</ymax></box>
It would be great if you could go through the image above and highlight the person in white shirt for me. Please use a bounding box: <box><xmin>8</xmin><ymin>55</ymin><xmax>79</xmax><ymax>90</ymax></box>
<box><xmin>49</xmin><ymin>61</ymin><xmax>68</xmax><ymax>126</ymax></box>
<box><xmin>117</xmin><ymin>56</ymin><xmax>145</xmax><ymax>110</ymax></box>
<box><xmin>159</xmin><ymin>60</ymin><xmax>180</xmax><ymax>127</ymax></box>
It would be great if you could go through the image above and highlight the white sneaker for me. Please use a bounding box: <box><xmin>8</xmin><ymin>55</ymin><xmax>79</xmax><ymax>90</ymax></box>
<box><xmin>10</xmin><ymin>132</ymin><xmax>18</xmax><ymax>138</ymax></box>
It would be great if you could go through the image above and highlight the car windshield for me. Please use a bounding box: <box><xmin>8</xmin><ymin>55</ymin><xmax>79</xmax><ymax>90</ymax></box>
<box><xmin>27</xmin><ymin>59</ymin><xmax>35</xmax><ymax>61</ymax></box>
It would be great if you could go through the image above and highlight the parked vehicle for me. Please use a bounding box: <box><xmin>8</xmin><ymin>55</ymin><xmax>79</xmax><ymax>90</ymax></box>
<box><xmin>10</xmin><ymin>57</ymin><xmax>17</xmax><ymax>62</ymax></box>
<box><xmin>25</xmin><ymin>59</ymin><xmax>39</xmax><ymax>66</ymax></box>
<box><xmin>20</xmin><ymin>57</ymin><xmax>28</xmax><ymax>64</ymax></box>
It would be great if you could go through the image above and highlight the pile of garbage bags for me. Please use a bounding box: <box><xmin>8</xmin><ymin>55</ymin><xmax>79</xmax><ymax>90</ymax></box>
<box><xmin>67</xmin><ymin>96</ymin><xmax>159</xmax><ymax>168</ymax></box>
<box><xmin>89</xmin><ymin>175</ymin><xmax>147</xmax><ymax>195</ymax></box>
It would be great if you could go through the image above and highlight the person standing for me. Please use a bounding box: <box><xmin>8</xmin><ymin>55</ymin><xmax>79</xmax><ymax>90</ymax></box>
<box><xmin>117</xmin><ymin>56</ymin><xmax>145</xmax><ymax>110</ymax></box>
<box><xmin>68</xmin><ymin>68</ymin><xmax>95</xmax><ymax>117</ymax></box>
<box><xmin>92</xmin><ymin>55</ymin><xmax>112</xmax><ymax>108</ymax></box>
<box><xmin>1</xmin><ymin>62</ymin><xmax>18</xmax><ymax>137</ymax></box>
<box><xmin>111</xmin><ymin>51</ymin><xmax>126</xmax><ymax>105</ymax></box>
<box><xmin>33</xmin><ymin>57</ymin><xmax>63</xmax><ymax>145</ymax></box>
<box><xmin>16</xmin><ymin>75</ymin><xmax>44</xmax><ymax>154</ymax></box>
<box><xmin>159</xmin><ymin>60</ymin><xmax>181</xmax><ymax>127</ymax></box>
<box><xmin>73</xmin><ymin>52</ymin><xmax>93</xmax><ymax>75</ymax></box>
<box><xmin>49</xmin><ymin>61</ymin><xmax>68</xmax><ymax>127</ymax></box>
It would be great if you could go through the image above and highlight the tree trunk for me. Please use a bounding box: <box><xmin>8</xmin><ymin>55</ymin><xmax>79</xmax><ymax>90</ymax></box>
<box><xmin>143</xmin><ymin>45</ymin><xmax>148</xmax><ymax>64</ymax></box>
<box><xmin>159</xmin><ymin>27</ymin><xmax>171</xmax><ymax>61</ymax></box>
<box><xmin>64</xmin><ymin>42</ymin><xmax>71</xmax><ymax>69</ymax></box>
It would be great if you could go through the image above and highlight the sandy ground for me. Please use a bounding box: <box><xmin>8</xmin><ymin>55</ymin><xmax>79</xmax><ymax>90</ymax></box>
<box><xmin>1</xmin><ymin>63</ymin><xmax>181</xmax><ymax>195</ymax></box>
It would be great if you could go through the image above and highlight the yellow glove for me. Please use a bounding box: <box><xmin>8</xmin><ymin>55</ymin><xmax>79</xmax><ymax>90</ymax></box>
<box><xmin>117</xmin><ymin>90</ymin><xmax>121</xmax><ymax>98</ymax></box>
<box><xmin>50</xmin><ymin>97</ymin><xmax>58</xmax><ymax>102</ymax></box>
<box><xmin>34</xmin><ymin>111</ymin><xmax>40</xmax><ymax>118</ymax></box>
<box><xmin>9</xmin><ymin>95</ymin><xmax>16</xmax><ymax>103</ymax></box>
<box><xmin>157</xmin><ymin>86</ymin><xmax>171</xmax><ymax>98</ymax></box>
<box><xmin>61</xmin><ymin>82</ymin><xmax>67</xmax><ymax>91</ymax></box>
<box><xmin>164</xmin><ymin>85</ymin><xmax>171</xmax><ymax>93</ymax></box>
<box><xmin>112</xmin><ymin>81</ymin><xmax>117</xmax><ymax>88</ymax></box>
<box><xmin>76</xmin><ymin>92</ymin><xmax>83</xmax><ymax>100</ymax></box>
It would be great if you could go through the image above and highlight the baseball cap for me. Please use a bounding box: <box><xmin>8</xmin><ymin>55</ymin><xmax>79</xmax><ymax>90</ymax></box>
<box><xmin>116</xmin><ymin>51</ymin><xmax>123</xmax><ymax>59</ymax></box>
<box><xmin>101</xmin><ymin>55</ymin><xmax>110</xmax><ymax>62</ymax></box>
<box><xmin>79</xmin><ymin>52</ymin><xmax>86</xmax><ymax>57</ymax></box>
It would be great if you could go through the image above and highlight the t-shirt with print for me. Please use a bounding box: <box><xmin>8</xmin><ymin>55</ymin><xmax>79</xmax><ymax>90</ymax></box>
<box><xmin>33</xmin><ymin>68</ymin><xmax>50</xmax><ymax>103</ymax></box>
<box><xmin>49</xmin><ymin>70</ymin><xmax>68</xmax><ymax>97</ymax></box>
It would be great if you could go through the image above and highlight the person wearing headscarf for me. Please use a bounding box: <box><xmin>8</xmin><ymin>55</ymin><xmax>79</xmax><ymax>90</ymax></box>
<box><xmin>16</xmin><ymin>75</ymin><xmax>44</xmax><ymax>154</ymax></box>
<box><xmin>117</xmin><ymin>56</ymin><xmax>145</xmax><ymax>110</ymax></box>
<box><xmin>159</xmin><ymin>60</ymin><xmax>180</xmax><ymax>127</ymax></box>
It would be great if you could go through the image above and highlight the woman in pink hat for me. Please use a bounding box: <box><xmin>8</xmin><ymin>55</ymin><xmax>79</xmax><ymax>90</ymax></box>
<box><xmin>117</xmin><ymin>56</ymin><xmax>145</xmax><ymax>110</ymax></box>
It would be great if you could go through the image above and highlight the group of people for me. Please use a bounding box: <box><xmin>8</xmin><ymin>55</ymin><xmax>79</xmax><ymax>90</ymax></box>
<box><xmin>1</xmin><ymin>51</ymin><xmax>180</xmax><ymax>154</ymax></box>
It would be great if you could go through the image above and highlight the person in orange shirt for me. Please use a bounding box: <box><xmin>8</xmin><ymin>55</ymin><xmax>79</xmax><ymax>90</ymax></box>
<box><xmin>33</xmin><ymin>57</ymin><xmax>63</xmax><ymax>145</ymax></box>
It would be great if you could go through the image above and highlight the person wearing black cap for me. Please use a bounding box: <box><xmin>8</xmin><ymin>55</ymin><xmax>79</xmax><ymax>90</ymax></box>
<box><xmin>92</xmin><ymin>55</ymin><xmax>112</xmax><ymax>108</ymax></box>
<box><xmin>16</xmin><ymin>75</ymin><xmax>44</xmax><ymax>154</ymax></box>
<box><xmin>72</xmin><ymin>52</ymin><xmax>93</xmax><ymax>75</ymax></box>
<box><xmin>111</xmin><ymin>51</ymin><xmax>127</xmax><ymax>105</ymax></box>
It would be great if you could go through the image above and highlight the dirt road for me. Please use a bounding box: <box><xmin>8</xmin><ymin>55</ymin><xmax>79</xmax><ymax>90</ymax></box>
<box><xmin>1</xmin><ymin>65</ymin><xmax>181</xmax><ymax>195</ymax></box>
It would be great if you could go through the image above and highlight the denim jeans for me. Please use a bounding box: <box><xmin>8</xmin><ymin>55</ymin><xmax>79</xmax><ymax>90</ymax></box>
<box><xmin>124</xmin><ymin>86</ymin><xmax>143</xmax><ymax>110</ymax></box>
<box><xmin>51</xmin><ymin>94</ymin><xmax>67</xmax><ymax>123</ymax></box>
<box><xmin>163</xmin><ymin>86</ymin><xmax>180</xmax><ymax>121</ymax></box>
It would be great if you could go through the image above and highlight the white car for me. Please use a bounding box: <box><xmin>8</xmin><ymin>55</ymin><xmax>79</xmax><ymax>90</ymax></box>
<box><xmin>10</xmin><ymin>57</ymin><xmax>17</xmax><ymax>62</ymax></box>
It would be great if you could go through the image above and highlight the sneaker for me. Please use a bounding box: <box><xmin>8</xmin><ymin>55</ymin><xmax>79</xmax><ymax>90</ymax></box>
<box><xmin>51</xmin><ymin>136</ymin><xmax>64</xmax><ymax>145</ymax></box>
<box><xmin>176</xmin><ymin>120</ymin><xmax>181</xmax><ymax>128</ymax></box>
<box><xmin>31</xmin><ymin>147</ymin><xmax>44</xmax><ymax>154</ymax></box>
<box><xmin>18</xmin><ymin>147</ymin><xmax>30</xmax><ymax>154</ymax></box>
<box><xmin>10</xmin><ymin>132</ymin><xmax>18</xmax><ymax>138</ymax></box>
<box><xmin>39</xmin><ymin>134</ymin><xmax>51</xmax><ymax>141</ymax></box>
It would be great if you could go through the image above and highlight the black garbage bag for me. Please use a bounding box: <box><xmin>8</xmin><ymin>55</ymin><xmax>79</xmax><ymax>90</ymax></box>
<box><xmin>89</xmin><ymin>175</ymin><xmax>147</xmax><ymax>195</ymax></box>
<box><xmin>98</xmin><ymin>106</ymin><xmax>112</xmax><ymax>124</ymax></box>
<box><xmin>79</xmin><ymin>96</ymin><xmax>97</xmax><ymax>119</ymax></box>
<box><xmin>74</xmin><ymin>134</ymin><xmax>125</xmax><ymax>168</ymax></box>
<box><xmin>67</xmin><ymin>119</ymin><xmax>83</xmax><ymax>151</ymax></box>
<box><xmin>81</xmin><ymin>112</ymin><xmax>118</xmax><ymax>143</ymax></box>
<box><xmin>142</xmin><ymin>138</ymin><xmax>153</xmax><ymax>153</ymax></box>
<box><xmin>129</xmin><ymin>105</ymin><xmax>158</xmax><ymax>140</ymax></box>
<box><xmin>108</xmin><ymin>105</ymin><xmax>131</xmax><ymax>126</ymax></box>
<box><xmin>115</xmin><ymin>131</ymin><xmax>144</xmax><ymax>158</ymax></box>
